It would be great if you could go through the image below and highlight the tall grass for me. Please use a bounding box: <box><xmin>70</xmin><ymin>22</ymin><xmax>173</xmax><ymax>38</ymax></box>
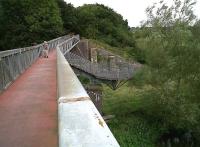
<box><xmin>102</xmin><ymin>84</ymin><xmax>163</xmax><ymax>147</ymax></box>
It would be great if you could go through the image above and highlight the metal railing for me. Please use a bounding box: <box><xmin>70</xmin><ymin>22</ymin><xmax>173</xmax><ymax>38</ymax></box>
<box><xmin>57</xmin><ymin>36</ymin><xmax>120</xmax><ymax>147</ymax></box>
<box><xmin>0</xmin><ymin>35</ymin><xmax>70</xmax><ymax>92</ymax></box>
<box><xmin>58</xmin><ymin>35</ymin><xmax>80</xmax><ymax>55</ymax></box>
<box><xmin>65</xmin><ymin>52</ymin><xmax>135</xmax><ymax>80</ymax></box>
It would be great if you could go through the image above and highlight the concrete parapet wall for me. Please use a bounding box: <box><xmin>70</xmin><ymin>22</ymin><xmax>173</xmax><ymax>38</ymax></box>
<box><xmin>57</xmin><ymin>45</ymin><xmax>120</xmax><ymax>147</ymax></box>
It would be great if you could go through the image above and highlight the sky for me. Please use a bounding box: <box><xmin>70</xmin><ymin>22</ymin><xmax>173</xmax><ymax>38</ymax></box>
<box><xmin>65</xmin><ymin>0</ymin><xmax>200</xmax><ymax>27</ymax></box>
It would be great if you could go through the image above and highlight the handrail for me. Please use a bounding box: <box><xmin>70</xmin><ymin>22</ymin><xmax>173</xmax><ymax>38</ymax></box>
<box><xmin>58</xmin><ymin>35</ymin><xmax>80</xmax><ymax>55</ymax></box>
<box><xmin>0</xmin><ymin>35</ymin><xmax>70</xmax><ymax>92</ymax></box>
<box><xmin>57</xmin><ymin>36</ymin><xmax>120</xmax><ymax>147</ymax></box>
<box><xmin>65</xmin><ymin>52</ymin><xmax>135</xmax><ymax>80</ymax></box>
<box><xmin>0</xmin><ymin>35</ymin><xmax>70</xmax><ymax>58</ymax></box>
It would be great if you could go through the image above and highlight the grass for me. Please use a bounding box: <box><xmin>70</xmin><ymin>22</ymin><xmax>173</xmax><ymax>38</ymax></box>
<box><xmin>102</xmin><ymin>84</ymin><xmax>163</xmax><ymax>147</ymax></box>
<box><xmin>89</xmin><ymin>39</ymin><xmax>136</xmax><ymax>61</ymax></box>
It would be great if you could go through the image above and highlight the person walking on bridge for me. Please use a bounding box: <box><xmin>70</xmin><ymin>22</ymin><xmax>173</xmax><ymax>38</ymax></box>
<box><xmin>43</xmin><ymin>41</ymin><xmax>49</xmax><ymax>58</ymax></box>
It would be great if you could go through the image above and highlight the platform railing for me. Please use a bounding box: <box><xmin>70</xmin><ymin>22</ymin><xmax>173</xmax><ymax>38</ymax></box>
<box><xmin>57</xmin><ymin>36</ymin><xmax>120</xmax><ymax>147</ymax></box>
<box><xmin>0</xmin><ymin>35</ymin><xmax>70</xmax><ymax>92</ymax></box>
<box><xmin>65</xmin><ymin>51</ymin><xmax>135</xmax><ymax>80</ymax></box>
<box><xmin>58</xmin><ymin>35</ymin><xmax>80</xmax><ymax>55</ymax></box>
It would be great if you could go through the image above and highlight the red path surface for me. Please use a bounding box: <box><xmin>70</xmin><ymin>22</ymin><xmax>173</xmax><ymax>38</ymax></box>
<box><xmin>0</xmin><ymin>51</ymin><xmax>58</xmax><ymax>147</ymax></box>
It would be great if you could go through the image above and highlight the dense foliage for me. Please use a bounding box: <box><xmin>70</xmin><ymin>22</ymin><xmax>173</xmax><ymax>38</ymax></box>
<box><xmin>130</xmin><ymin>0</ymin><xmax>200</xmax><ymax>145</ymax></box>
<box><xmin>0</xmin><ymin>0</ymin><xmax>135</xmax><ymax>51</ymax></box>
<box><xmin>75</xmin><ymin>4</ymin><xmax>134</xmax><ymax>47</ymax></box>
<box><xmin>102</xmin><ymin>84</ymin><xmax>163</xmax><ymax>147</ymax></box>
<box><xmin>0</xmin><ymin>0</ymin><xmax>63</xmax><ymax>50</ymax></box>
<box><xmin>57</xmin><ymin>0</ymin><xmax>77</xmax><ymax>34</ymax></box>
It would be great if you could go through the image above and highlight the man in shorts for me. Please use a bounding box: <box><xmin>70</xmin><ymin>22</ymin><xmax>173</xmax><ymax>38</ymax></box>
<box><xmin>43</xmin><ymin>41</ymin><xmax>49</xmax><ymax>58</ymax></box>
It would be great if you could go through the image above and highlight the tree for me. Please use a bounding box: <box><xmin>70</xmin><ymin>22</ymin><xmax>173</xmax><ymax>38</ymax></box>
<box><xmin>192</xmin><ymin>20</ymin><xmax>200</xmax><ymax>42</ymax></box>
<box><xmin>76</xmin><ymin>4</ymin><xmax>135</xmax><ymax>47</ymax></box>
<box><xmin>57</xmin><ymin>0</ymin><xmax>77</xmax><ymax>34</ymax></box>
<box><xmin>0</xmin><ymin>0</ymin><xmax>63</xmax><ymax>50</ymax></box>
<box><xmin>131</xmin><ymin>0</ymin><xmax>200</xmax><ymax>143</ymax></box>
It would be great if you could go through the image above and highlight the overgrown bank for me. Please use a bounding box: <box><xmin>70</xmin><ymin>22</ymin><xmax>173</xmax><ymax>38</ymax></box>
<box><xmin>102</xmin><ymin>84</ymin><xmax>161</xmax><ymax>147</ymax></box>
<box><xmin>102</xmin><ymin>84</ymin><xmax>199</xmax><ymax>147</ymax></box>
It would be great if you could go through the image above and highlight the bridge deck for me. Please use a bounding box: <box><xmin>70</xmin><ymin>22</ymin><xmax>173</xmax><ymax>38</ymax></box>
<box><xmin>0</xmin><ymin>51</ymin><xmax>58</xmax><ymax>147</ymax></box>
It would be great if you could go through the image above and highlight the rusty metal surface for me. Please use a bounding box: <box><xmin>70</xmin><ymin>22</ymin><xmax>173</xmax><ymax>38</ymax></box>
<box><xmin>0</xmin><ymin>51</ymin><xmax>58</xmax><ymax>147</ymax></box>
<box><xmin>57</xmin><ymin>48</ymin><xmax>120</xmax><ymax>147</ymax></box>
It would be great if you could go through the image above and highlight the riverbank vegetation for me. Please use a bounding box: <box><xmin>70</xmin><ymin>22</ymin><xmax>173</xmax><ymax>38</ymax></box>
<box><xmin>103</xmin><ymin>0</ymin><xmax>200</xmax><ymax>146</ymax></box>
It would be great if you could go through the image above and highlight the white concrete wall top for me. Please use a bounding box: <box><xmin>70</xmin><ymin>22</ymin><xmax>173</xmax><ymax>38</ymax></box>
<box><xmin>57</xmin><ymin>46</ymin><xmax>120</xmax><ymax>147</ymax></box>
